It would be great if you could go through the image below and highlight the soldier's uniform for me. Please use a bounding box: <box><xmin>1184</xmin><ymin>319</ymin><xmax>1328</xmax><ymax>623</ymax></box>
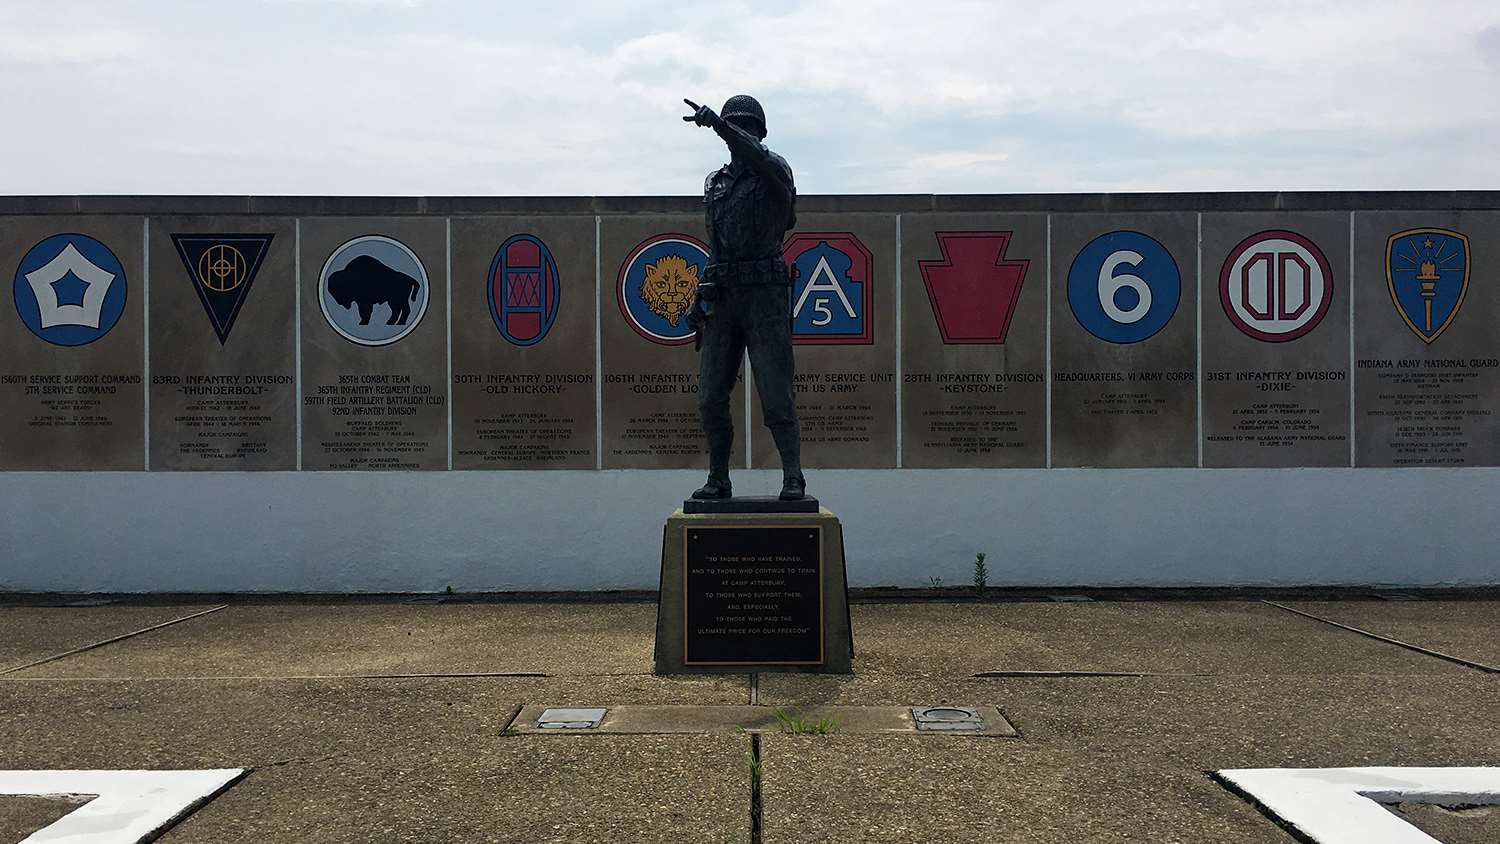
<box><xmin>688</xmin><ymin>95</ymin><xmax>803</xmax><ymax>499</ymax></box>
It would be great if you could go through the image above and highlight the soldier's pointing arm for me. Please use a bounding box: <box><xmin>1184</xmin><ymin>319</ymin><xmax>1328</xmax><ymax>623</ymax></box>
<box><xmin>682</xmin><ymin>98</ymin><xmax>793</xmax><ymax>195</ymax></box>
<box><xmin>713</xmin><ymin>120</ymin><xmax>794</xmax><ymax>196</ymax></box>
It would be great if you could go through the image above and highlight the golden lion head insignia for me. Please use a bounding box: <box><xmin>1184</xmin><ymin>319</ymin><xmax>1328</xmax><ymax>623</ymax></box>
<box><xmin>639</xmin><ymin>254</ymin><xmax>699</xmax><ymax>326</ymax></box>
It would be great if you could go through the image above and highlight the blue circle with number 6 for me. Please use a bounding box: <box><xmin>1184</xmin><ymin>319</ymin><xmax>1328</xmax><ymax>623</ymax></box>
<box><xmin>1067</xmin><ymin>230</ymin><xmax>1180</xmax><ymax>344</ymax></box>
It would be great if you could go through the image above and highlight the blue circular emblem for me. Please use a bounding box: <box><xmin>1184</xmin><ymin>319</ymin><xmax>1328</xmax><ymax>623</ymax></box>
<box><xmin>318</xmin><ymin>235</ymin><xmax>429</xmax><ymax>346</ymax></box>
<box><xmin>617</xmin><ymin>234</ymin><xmax>709</xmax><ymax>345</ymax></box>
<box><xmin>1067</xmin><ymin>230</ymin><xmax>1180</xmax><ymax>344</ymax></box>
<box><xmin>13</xmin><ymin>233</ymin><xmax>128</xmax><ymax>347</ymax></box>
<box><xmin>488</xmin><ymin>234</ymin><xmax>559</xmax><ymax>347</ymax></box>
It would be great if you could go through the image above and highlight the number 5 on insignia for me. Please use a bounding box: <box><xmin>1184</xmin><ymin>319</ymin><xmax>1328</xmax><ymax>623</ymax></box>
<box><xmin>784</xmin><ymin>233</ymin><xmax>874</xmax><ymax>345</ymax></box>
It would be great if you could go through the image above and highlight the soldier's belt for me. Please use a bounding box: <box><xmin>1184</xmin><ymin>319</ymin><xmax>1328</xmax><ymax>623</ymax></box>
<box><xmin>704</xmin><ymin>258</ymin><xmax>789</xmax><ymax>285</ymax></box>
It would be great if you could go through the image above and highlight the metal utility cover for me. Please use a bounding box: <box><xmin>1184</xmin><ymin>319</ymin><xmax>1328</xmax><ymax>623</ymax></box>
<box><xmin>536</xmin><ymin>708</ymin><xmax>607</xmax><ymax>729</ymax></box>
<box><xmin>913</xmin><ymin>706</ymin><xmax>984</xmax><ymax>731</ymax></box>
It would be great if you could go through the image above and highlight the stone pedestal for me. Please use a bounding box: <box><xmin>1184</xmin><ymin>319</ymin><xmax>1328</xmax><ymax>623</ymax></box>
<box><xmin>654</xmin><ymin>506</ymin><xmax>852</xmax><ymax>674</ymax></box>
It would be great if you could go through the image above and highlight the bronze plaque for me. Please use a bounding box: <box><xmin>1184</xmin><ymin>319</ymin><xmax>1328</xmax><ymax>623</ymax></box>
<box><xmin>683</xmin><ymin>523</ymin><xmax>823</xmax><ymax>666</ymax></box>
<box><xmin>600</xmin><ymin>215</ymin><xmax>743</xmax><ymax>469</ymax></box>
<box><xmin>900</xmin><ymin>213</ymin><xmax>1047</xmax><ymax>468</ymax></box>
<box><xmin>0</xmin><ymin>216</ymin><xmax>144</xmax><ymax>470</ymax></box>
<box><xmin>148</xmin><ymin>217</ymin><xmax>297</xmax><ymax>470</ymax></box>
<box><xmin>751</xmin><ymin>214</ymin><xmax>897</xmax><ymax>469</ymax></box>
<box><xmin>1202</xmin><ymin>213</ymin><xmax>1351</xmax><ymax>466</ymax></box>
<box><xmin>1050</xmin><ymin>213</ymin><xmax>1198</xmax><ymax>467</ymax></box>
<box><xmin>451</xmin><ymin>216</ymin><xmax>596</xmax><ymax>469</ymax></box>
<box><xmin>299</xmin><ymin>218</ymin><xmax>447</xmax><ymax>470</ymax></box>
<box><xmin>1354</xmin><ymin>211</ymin><xmax>1500</xmax><ymax>466</ymax></box>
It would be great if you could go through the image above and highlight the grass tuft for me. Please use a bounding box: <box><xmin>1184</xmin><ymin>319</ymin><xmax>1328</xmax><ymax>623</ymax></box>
<box><xmin>773</xmin><ymin>707</ymin><xmax>837</xmax><ymax>735</ymax></box>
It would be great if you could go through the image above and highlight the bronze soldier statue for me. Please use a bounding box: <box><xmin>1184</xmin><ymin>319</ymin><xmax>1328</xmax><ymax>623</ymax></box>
<box><xmin>681</xmin><ymin>95</ymin><xmax>805</xmax><ymax>501</ymax></box>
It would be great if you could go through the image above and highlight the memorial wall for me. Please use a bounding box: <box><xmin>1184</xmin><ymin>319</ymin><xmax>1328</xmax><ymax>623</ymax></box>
<box><xmin>2</xmin><ymin>194</ymin><xmax>1496</xmax><ymax>474</ymax></box>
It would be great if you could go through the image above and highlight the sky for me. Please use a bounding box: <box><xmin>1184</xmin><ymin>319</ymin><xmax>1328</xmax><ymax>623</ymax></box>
<box><xmin>1</xmin><ymin>0</ymin><xmax>1497</xmax><ymax>196</ymax></box>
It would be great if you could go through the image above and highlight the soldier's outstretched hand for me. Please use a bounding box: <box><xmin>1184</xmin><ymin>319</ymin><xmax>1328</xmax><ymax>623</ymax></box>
<box><xmin>682</xmin><ymin>99</ymin><xmax>717</xmax><ymax>128</ymax></box>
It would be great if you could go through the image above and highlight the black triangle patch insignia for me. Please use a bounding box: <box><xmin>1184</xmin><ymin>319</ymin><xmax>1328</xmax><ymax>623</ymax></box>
<box><xmin>171</xmin><ymin>234</ymin><xmax>274</xmax><ymax>345</ymax></box>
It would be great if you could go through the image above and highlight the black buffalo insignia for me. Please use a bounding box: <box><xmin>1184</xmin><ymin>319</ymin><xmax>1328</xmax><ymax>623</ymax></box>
<box><xmin>327</xmin><ymin>254</ymin><xmax>421</xmax><ymax>325</ymax></box>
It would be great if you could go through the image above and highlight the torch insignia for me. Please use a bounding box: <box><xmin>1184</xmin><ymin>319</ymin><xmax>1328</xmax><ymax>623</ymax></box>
<box><xmin>1386</xmin><ymin>228</ymin><xmax>1469</xmax><ymax>344</ymax></box>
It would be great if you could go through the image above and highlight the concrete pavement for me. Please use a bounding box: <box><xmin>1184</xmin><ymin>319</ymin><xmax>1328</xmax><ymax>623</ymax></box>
<box><xmin>1</xmin><ymin>597</ymin><xmax>1496</xmax><ymax>842</ymax></box>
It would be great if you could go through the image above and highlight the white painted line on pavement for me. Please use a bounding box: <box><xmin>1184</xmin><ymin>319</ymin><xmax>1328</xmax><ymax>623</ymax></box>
<box><xmin>0</xmin><ymin>768</ymin><xmax>246</xmax><ymax>844</ymax></box>
<box><xmin>1219</xmin><ymin>766</ymin><xmax>1500</xmax><ymax>844</ymax></box>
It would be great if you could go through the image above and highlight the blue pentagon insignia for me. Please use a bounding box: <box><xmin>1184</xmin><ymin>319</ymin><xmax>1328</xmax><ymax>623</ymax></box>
<box><xmin>12</xmin><ymin>233</ymin><xmax>129</xmax><ymax>347</ymax></box>
<box><xmin>1386</xmin><ymin>228</ymin><xmax>1469</xmax><ymax>344</ymax></box>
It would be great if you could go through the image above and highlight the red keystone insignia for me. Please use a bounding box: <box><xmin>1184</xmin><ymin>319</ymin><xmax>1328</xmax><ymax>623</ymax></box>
<box><xmin>917</xmin><ymin>232</ymin><xmax>1029</xmax><ymax>344</ymax></box>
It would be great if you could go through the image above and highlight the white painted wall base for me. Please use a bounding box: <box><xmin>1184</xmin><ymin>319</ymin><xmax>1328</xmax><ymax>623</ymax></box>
<box><xmin>1</xmin><ymin>468</ymin><xmax>1497</xmax><ymax>592</ymax></box>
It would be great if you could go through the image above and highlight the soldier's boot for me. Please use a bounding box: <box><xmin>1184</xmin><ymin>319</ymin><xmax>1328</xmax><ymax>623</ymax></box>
<box><xmin>770</xmin><ymin>424</ymin><xmax>806</xmax><ymax>501</ymax></box>
<box><xmin>692</xmin><ymin>429</ymin><xmax>735</xmax><ymax>500</ymax></box>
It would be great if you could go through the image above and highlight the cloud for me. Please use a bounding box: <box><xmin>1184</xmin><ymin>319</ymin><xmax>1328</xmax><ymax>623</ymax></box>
<box><xmin>910</xmin><ymin>151</ymin><xmax>1011</xmax><ymax>171</ymax></box>
<box><xmin>0</xmin><ymin>29</ymin><xmax>146</xmax><ymax>65</ymax></box>
<box><xmin>262</xmin><ymin>0</ymin><xmax>426</xmax><ymax>5</ymax></box>
<box><xmin>0</xmin><ymin>0</ymin><xmax>1495</xmax><ymax>194</ymax></box>
<box><xmin>1480</xmin><ymin>24</ymin><xmax>1500</xmax><ymax>70</ymax></box>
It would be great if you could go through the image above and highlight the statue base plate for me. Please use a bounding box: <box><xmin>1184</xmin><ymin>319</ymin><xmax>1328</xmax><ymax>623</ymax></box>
<box><xmin>681</xmin><ymin>496</ymin><xmax>820</xmax><ymax>514</ymax></box>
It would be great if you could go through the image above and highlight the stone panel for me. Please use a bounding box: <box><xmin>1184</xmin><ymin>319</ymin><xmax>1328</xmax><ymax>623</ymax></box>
<box><xmin>1051</xmin><ymin>213</ymin><xmax>1198</xmax><ymax>467</ymax></box>
<box><xmin>1354</xmin><ymin>210</ymin><xmax>1500</xmax><ymax>466</ymax></box>
<box><xmin>0</xmin><ymin>216</ymin><xmax>145</xmax><ymax>470</ymax></box>
<box><xmin>451</xmin><ymin>216</ymin><xmax>596</xmax><ymax>469</ymax></box>
<box><xmin>751</xmin><ymin>213</ymin><xmax>897</xmax><ymax>469</ymax></box>
<box><xmin>600</xmin><ymin>215</ymin><xmax>742</xmax><ymax>469</ymax></box>
<box><xmin>1202</xmin><ymin>212</ymin><xmax>1351</xmax><ymax>467</ymax></box>
<box><xmin>900</xmin><ymin>213</ymin><xmax>1047</xmax><ymax>468</ymax></box>
<box><xmin>148</xmin><ymin>217</ymin><xmax>297</xmax><ymax>470</ymax></box>
<box><xmin>299</xmin><ymin>218</ymin><xmax>447</xmax><ymax>470</ymax></box>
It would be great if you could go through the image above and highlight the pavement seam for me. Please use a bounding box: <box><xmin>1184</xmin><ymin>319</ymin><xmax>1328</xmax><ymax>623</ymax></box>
<box><xmin>322</xmin><ymin>671</ymin><xmax>549</xmax><ymax>680</ymax></box>
<box><xmin>0</xmin><ymin>605</ymin><xmax>229</xmax><ymax>677</ymax></box>
<box><xmin>260</xmin><ymin>751</ymin><xmax>344</xmax><ymax>769</ymax></box>
<box><xmin>994</xmin><ymin>704</ymin><xmax>1024</xmax><ymax>740</ymax></box>
<box><xmin>974</xmin><ymin>670</ymin><xmax>1213</xmax><ymax>678</ymax></box>
<box><xmin>166</xmin><ymin>768</ymin><xmax>255</xmax><ymax>842</ymax></box>
<box><xmin>1262</xmin><ymin>600</ymin><xmax>1500</xmax><ymax>674</ymax></box>
<box><xmin>748</xmin><ymin>732</ymin><xmax>763</xmax><ymax>844</ymax></box>
<box><xmin>3</xmin><ymin>672</ymin><xmax>551</xmax><ymax>682</ymax></box>
<box><xmin>497</xmin><ymin>703</ymin><xmax>523</xmax><ymax>735</ymax></box>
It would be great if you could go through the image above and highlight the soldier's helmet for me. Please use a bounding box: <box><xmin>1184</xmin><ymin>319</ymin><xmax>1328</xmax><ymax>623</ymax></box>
<box><xmin>721</xmin><ymin>95</ymin><xmax>767</xmax><ymax>139</ymax></box>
